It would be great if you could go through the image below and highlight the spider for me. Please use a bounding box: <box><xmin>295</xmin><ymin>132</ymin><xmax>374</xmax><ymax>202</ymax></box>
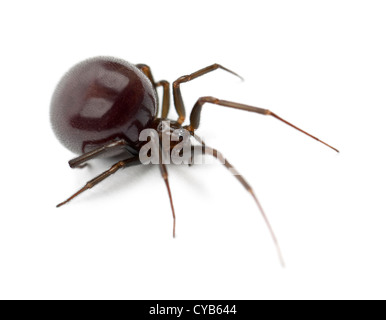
<box><xmin>51</xmin><ymin>57</ymin><xmax>338</xmax><ymax>266</ymax></box>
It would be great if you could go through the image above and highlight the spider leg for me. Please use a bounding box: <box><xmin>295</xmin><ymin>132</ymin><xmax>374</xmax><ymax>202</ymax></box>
<box><xmin>173</xmin><ymin>64</ymin><xmax>243</xmax><ymax>124</ymax></box>
<box><xmin>159</xmin><ymin>162</ymin><xmax>176</xmax><ymax>238</ymax></box>
<box><xmin>156</xmin><ymin>80</ymin><xmax>170</xmax><ymax>119</ymax></box>
<box><xmin>192</xmin><ymin>144</ymin><xmax>285</xmax><ymax>267</ymax></box>
<box><xmin>187</xmin><ymin>133</ymin><xmax>205</xmax><ymax>167</ymax></box>
<box><xmin>187</xmin><ymin>96</ymin><xmax>339</xmax><ymax>153</ymax></box>
<box><xmin>68</xmin><ymin>139</ymin><xmax>132</xmax><ymax>168</ymax></box>
<box><xmin>136</xmin><ymin>64</ymin><xmax>170</xmax><ymax>119</ymax></box>
<box><xmin>56</xmin><ymin>157</ymin><xmax>140</xmax><ymax>207</ymax></box>
<box><xmin>158</xmin><ymin>142</ymin><xmax>176</xmax><ymax>238</ymax></box>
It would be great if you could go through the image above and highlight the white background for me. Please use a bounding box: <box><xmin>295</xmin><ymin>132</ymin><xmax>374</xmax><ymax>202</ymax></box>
<box><xmin>0</xmin><ymin>0</ymin><xmax>385</xmax><ymax>300</ymax></box>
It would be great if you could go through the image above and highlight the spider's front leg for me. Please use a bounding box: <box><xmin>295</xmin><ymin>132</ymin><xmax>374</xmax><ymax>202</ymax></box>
<box><xmin>172</xmin><ymin>63</ymin><xmax>243</xmax><ymax>124</ymax></box>
<box><xmin>186</xmin><ymin>96</ymin><xmax>339</xmax><ymax>153</ymax></box>
<box><xmin>136</xmin><ymin>64</ymin><xmax>170</xmax><ymax>119</ymax></box>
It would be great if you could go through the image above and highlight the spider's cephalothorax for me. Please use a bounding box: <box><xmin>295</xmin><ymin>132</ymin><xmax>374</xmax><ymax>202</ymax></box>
<box><xmin>151</xmin><ymin>118</ymin><xmax>193</xmax><ymax>151</ymax></box>
<box><xmin>52</xmin><ymin>57</ymin><xmax>338</xmax><ymax>266</ymax></box>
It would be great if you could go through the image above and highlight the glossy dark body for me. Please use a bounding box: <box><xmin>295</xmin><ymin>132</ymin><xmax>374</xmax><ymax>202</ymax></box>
<box><xmin>50</xmin><ymin>57</ymin><xmax>157</xmax><ymax>155</ymax></box>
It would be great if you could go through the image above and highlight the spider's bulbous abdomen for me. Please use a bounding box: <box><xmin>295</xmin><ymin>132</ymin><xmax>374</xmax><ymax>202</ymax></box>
<box><xmin>50</xmin><ymin>56</ymin><xmax>157</xmax><ymax>155</ymax></box>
